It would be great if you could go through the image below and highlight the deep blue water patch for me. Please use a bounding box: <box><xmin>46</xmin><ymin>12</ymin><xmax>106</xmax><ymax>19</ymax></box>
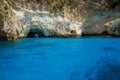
<box><xmin>0</xmin><ymin>37</ymin><xmax>120</xmax><ymax>80</ymax></box>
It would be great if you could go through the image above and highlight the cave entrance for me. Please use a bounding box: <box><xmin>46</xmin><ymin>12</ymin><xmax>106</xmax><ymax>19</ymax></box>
<box><xmin>27</xmin><ymin>29</ymin><xmax>45</xmax><ymax>38</ymax></box>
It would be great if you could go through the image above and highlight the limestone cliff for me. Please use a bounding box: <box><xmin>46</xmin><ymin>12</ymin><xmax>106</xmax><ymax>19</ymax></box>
<box><xmin>0</xmin><ymin>0</ymin><xmax>120</xmax><ymax>40</ymax></box>
<box><xmin>0</xmin><ymin>0</ymin><xmax>20</xmax><ymax>40</ymax></box>
<box><xmin>82</xmin><ymin>12</ymin><xmax>120</xmax><ymax>36</ymax></box>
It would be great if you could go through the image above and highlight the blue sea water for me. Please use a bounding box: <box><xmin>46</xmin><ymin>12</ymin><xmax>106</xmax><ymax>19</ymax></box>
<box><xmin>0</xmin><ymin>37</ymin><xmax>120</xmax><ymax>80</ymax></box>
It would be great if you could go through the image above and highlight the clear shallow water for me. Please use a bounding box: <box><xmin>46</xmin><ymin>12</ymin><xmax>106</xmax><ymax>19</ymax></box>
<box><xmin>0</xmin><ymin>37</ymin><xmax>120</xmax><ymax>80</ymax></box>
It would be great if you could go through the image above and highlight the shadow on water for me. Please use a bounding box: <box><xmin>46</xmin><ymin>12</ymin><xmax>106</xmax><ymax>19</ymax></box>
<box><xmin>0</xmin><ymin>52</ymin><xmax>18</xmax><ymax>64</ymax></box>
<box><xmin>0</xmin><ymin>38</ymin><xmax>57</xmax><ymax>49</ymax></box>
<box><xmin>0</xmin><ymin>38</ymin><xmax>30</xmax><ymax>49</ymax></box>
<box><xmin>85</xmin><ymin>57</ymin><xmax>120</xmax><ymax>80</ymax></box>
<box><xmin>0</xmin><ymin>53</ymin><xmax>18</xmax><ymax>59</ymax></box>
<box><xmin>63</xmin><ymin>57</ymin><xmax>120</xmax><ymax>80</ymax></box>
<box><xmin>19</xmin><ymin>39</ymin><xmax>57</xmax><ymax>49</ymax></box>
<box><xmin>0</xmin><ymin>41</ymin><xmax>16</xmax><ymax>49</ymax></box>
<box><xmin>103</xmin><ymin>47</ymin><xmax>118</xmax><ymax>52</ymax></box>
<box><xmin>66</xmin><ymin>70</ymin><xmax>81</xmax><ymax>80</ymax></box>
<box><xmin>0</xmin><ymin>38</ymin><xmax>56</xmax><ymax>64</ymax></box>
<box><xmin>19</xmin><ymin>43</ymin><xmax>56</xmax><ymax>49</ymax></box>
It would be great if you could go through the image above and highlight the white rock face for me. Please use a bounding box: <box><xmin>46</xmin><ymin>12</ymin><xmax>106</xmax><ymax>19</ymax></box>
<box><xmin>1</xmin><ymin>0</ymin><xmax>120</xmax><ymax>40</ymax></box>
<box><xmin>12</xmin><ymin>8</ymin><xmax>82</xmax><ymax>37</ymax></box>
<box><xmin>31</xmin><ymin>15</ymin><xmax>82</xmax><ymax>37</ymax></box>
<box><xmin>82</xmin><ymin>12</ymin><xmax>120</xmax><ymax>36</ymax></box>
<box><xmin>105</xmin><ymin>18</ymin><xmax>120</xmax><ymax>36</ymax></box>
<box><xmin>12</xmin><ymin>9</ymin><xmax>24</xmax><ymax>18</ymax></box>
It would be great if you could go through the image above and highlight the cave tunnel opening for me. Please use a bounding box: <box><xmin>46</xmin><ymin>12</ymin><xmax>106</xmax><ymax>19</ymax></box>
<box><xmin>27</xmin><ymin>29</ymin><xmax>45</xmax><ymax>38</ymax></box>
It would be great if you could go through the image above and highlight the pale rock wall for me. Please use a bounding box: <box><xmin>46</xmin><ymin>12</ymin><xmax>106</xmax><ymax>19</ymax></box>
<box><xmin>0</xmin><ymin>0</ymin><xmax>120</xmax><ymax>40</ymax></box>
<box><xmin>0</xmin><ymin>0</ymin><xmax>20</xmax><ymax>40</ymax></box>
<box><xmin>82</xmin><ymin>12</ymin><xmax>120</xmax><ymax>36</ymax></box>
<box><xmin>105</xmin><ymin>18</ymin><xmax>120</xmax><ymax>36</ymax></box>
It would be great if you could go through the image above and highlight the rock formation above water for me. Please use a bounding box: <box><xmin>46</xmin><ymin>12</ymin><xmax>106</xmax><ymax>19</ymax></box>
<box><xmin>0</xmin><ymin>0</ymin><xmax>120</xmax><ymax>40</ymax></box>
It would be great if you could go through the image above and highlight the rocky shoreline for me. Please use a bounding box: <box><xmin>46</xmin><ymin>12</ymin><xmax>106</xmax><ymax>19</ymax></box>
<box><xmin>0</xmin><ymin>0</ymin><xmax>120</xmax><ymax>40</ymax></box>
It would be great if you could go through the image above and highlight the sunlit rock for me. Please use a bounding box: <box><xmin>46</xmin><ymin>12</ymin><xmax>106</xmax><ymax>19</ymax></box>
<box><xmin>0</xmin><ymin>0</ymin><xmax>120</xmax><ymax>40</ymax></box>
<box><xmin>104</xmin><ymin>18</ymin><xmax>120</xmax><ymax>36</ymax></box>
<box><xmin>0</xmin><ymin>0</ymin><xmax>20</xmax><ymax>40</ymax></box>
<box><xmin>82</xmin><ymin>12</ymin><xmax>120</xmax><ymax>36</ymax></box>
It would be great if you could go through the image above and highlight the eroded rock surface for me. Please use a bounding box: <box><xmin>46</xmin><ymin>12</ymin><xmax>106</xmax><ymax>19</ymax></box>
<box><xmin>82</xmin><ymin>12</ymin><xmax>120</xmax><ymax>36</ymax></box>
<box><xmin>0</xmin><ymin>0</ymin><xmax>120</xmax><ymax>40</ymax></box>
<box><xmin>105</xmin><ymin>18</ymin><xmax>120</xmax><ymax>36</ymax></box>
<box><xmin>0</xmin><ymin>0</ymin><xmax>20</xmax><ymax>40</ymax></box>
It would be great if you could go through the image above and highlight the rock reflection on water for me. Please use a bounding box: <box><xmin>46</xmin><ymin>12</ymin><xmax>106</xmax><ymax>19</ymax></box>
<box><xmin>19</xmin><ymin>43</ymin><xmax>56</xmax><ymax>49</ymax></box>
<box><xmin>85</xmin><ymin>58</ymin><xmax>120</xmax><ymax>80</ymax></box>
<box><xmin>67</xmin><ymin>70</ymin><xmax>81</xmax><ymax>80</ymax></box>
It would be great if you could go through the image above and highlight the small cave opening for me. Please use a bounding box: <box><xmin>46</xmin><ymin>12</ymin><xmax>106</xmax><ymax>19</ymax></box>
<box><xmin>27</xmin><ymin>29</ymin><xmax>45</xmax><ymax>38</ymax></box>
<box><xmin>4</xmin><ymin>6</ymin><xmax>8</xmax><ymax>10</ymax></box>
<box><xmin>71</xmin><ymin>30</ymin><xmax>76</xmax><ymax>35</ymax></box>
<box><xmin>100</xmin><ymin>31</ymin><xmax>109</xmax><ymax>36</ymax></box>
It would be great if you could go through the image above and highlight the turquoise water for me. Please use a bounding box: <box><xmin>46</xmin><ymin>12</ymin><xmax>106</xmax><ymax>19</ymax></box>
<box><xmin>0</xmin><ymin>37</ymin><xmax>120</xmax><ymax>80</ymax></box>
